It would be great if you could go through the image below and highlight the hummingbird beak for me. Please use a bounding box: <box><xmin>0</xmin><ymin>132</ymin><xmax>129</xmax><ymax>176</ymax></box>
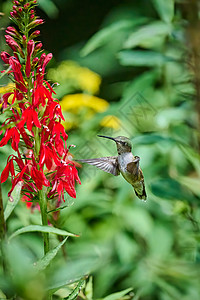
<box><xmin>97</xmin><ymin>135</ymin><xmax>116</xmax><ymax>142</ymax></box>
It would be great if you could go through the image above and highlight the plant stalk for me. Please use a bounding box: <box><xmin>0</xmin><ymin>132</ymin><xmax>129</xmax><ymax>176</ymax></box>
<box><xmin>0</xmin><ymin>183</ymin><xmax>7</xmax><ymax>274</ymax></box>
<box><xmin>181</xmin><ymin>0</ymin><xmax>200</xmax><ymax>151</ymax></box>
<box><xmin>39</xmin><ymin>188</ymin><xmax>49</xmax><ymax>255</ymax></box>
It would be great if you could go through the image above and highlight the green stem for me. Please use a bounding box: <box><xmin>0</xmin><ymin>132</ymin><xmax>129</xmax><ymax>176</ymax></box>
<box><xmin>39</xmin><ymin>188</ymin><xmax>49</xmax><ymax>255</ymax></box>
<box><xmin>0</xmin><ymin>183</ymin><xmax>7</xmax><ymax>274</ymax></box>
<box><xmin>0</xmin><ymin>184</ymin><xmax>5</xmax><ymax>241</ymax></box>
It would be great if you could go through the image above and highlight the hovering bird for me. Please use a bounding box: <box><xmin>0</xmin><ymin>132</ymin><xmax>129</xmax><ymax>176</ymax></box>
<box><xmin>77</xmin><ymin>135</ymin><xmax>147</xmax><ymax>200</ymax></box>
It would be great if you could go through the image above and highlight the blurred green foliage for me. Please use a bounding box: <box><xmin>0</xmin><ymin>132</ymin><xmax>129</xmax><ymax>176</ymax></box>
<box><xmin>0</xmin><ymin>0</ymin><xmax>200</xmax><ymax>299</ymax></box>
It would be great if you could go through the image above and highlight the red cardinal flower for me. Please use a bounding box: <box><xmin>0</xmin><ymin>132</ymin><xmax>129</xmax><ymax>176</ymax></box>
<box><xmin>31</xmin><ymin>166</ymin><xmax>50</xmax><ymax>190</ymax></box>
<box><xmin>0</xmin><ymin>127</ymin><xmax>20</xmax><ymax>151</ymax></box>
<box><xmin>0</xmin><ymin>0</ymin><xmax>81</xmax><ymax>209</ymax></box>
<box><xmin>18</xmin><ymin>106</ymin><xmax>41</xmax><ymax>132</ymax></box>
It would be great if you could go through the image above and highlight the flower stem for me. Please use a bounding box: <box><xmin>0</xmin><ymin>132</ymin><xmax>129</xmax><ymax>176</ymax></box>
<box><xmin>0</xmin><ymin>184</ymin><xmax>5</xmax><ymax>240</ymax></box>
<box><xmin>39</xmin><ymin>188</ymin><xmax>49</xmax><ymax>255</ymax></box>
<box><xmin>0</xmin><ymin>183</ymin><xmax>7</xmax><ymax>274</ymax></box>
<box><xmin>39</xmin><ymin>189</ymin><xmax>52</xmax><ymax>300</ymax></box>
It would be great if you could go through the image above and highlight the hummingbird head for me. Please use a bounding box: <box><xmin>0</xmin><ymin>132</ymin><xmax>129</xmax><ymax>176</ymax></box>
<box><xmin>98</xmin><ymin>135</ymin><xmax>132</xmax><ymax>154</ymax></box>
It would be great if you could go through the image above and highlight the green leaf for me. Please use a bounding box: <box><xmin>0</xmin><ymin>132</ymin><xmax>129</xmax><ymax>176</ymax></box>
<box><xmin>151</xmin><ymin>178</ymin><xmax>196</xmax><ymax>202</ymax></box>
<box><xmin>0</xmin><ymin>66</ymin><xmax>12</xmax><ymax>79</ymax></box>
<box><xmin>178</xmin><ymin>176</ymin><xmax>200</xmax><ymax>197</ymax></box>
<box><xmin>4</xmin><ymin>182</ymin><xmax>22</xmax><ymax>221</ymax></box>
<box><xmin>9</xmin><ymin>225</ymin><xmax>78</xmax><ymax>241</ymax></box>
<box><xmin>132</xmin><ymin>134</ymin><xmax>176</xmax><ymax>145</ymax></box>
<box><xmin>99</xmin><ymin>287</ymin><xmax>133</xmax><ymax>300</ymax></box>
<box><xmin>179</xmin><ymin>145</ymin><xmax>200</xmax><ymax>176</ymax></box>
<box><xmin>152</xmin><ymin>0</ymin><xmax>174</xmax><ymax>23</ymax></box>
<box><xmin>147</xmin><ymin>224</ymin><xmax>173</xmax><ymax>258</ymax></box>
<box><xmin>38</xmin><ymin>0</ymin><xmax>59</xmax><ymax>18</ymax></box>
<box><xmin>0</xmin><ymin>289</ymin><xmax>6</xmax><ymax>299</ymax></box>
<box><xmin>85</xmin><ymin>276</ymin><xmax>93</xmax><ymax>300</ymax></box>
<box><xmin>118</xmin><ymin>50</ymin><xmax>173</xmax><ymax>67</ymax></box>
<box><xmin>64</xmin><ymin>278</ymin><xmax>85</xmax><ymax>300</ymax></box>
<box><xmin>123</xmin><ymin>21</ymin><xmax>171</xmax><ymax>49</ymax></box>
<box><xmin>81</xmin><ymin>19</ymin><xmax>147</xmax><ymax>56</ymax></box>
<box><xmin>34</xmin><ymin>237</ymin><xmax>68</xmax><ymax>272</ymax></box>
<box><xmin>48</xmin><ymin>257</ymin><xmax>102</xmax><ymax>291</ymax></box>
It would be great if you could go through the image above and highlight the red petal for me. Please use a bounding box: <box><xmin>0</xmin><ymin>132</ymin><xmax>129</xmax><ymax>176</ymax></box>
<box><xmin>1</xmin><ymin>162</ymin><xmax>10</xmax><ymax>183</ymax></box>
<box><xmin>32</xmin><ymin>109</ymin><xmax>41</xmax><ymax>129</ymax></box>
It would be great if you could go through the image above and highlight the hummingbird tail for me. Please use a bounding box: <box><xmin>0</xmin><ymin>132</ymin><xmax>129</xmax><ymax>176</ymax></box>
<box><xmin>133</xmin><ymin>185</ymin><xmax>147</xmax><ymax>201</ymax></box>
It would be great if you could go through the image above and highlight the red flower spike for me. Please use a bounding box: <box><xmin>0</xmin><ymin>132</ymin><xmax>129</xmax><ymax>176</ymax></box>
<box><xmin>1</xmin><ymin>0</ymin><xmax>81</xmax><ymax>204</ymax></box>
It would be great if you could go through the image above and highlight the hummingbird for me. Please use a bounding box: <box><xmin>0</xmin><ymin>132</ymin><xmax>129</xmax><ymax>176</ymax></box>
<box><xmin>77</xmin><ymin>135</ymin><xmax>147</xmax><ymax>200</ymax></box>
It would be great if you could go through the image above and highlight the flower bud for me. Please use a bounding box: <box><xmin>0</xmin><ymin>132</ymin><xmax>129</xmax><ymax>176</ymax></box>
<box><xmin>27</xmin><ymin>19</ymin><xmax>44</xmax><ymax>29</ymax></box>
<box><xmin>12</xmin><ymin>10</ymin><xmax>18</xmax><ymax>17</ymax></box>
<box><xmin>24</xmin><ymin>3</ymin><xmax>30</xmax><ymax>9</ymax></box>
<box><xmin>39</xmin><ymin>53</ymin><xmax>46</xmax><ymax>65</ymax></box>
<box><xmin>27</xmin><ymin>40</ymin><xmax>35</xmax><ymax>56</ymax></box>
<box><xmin>6</xmin><ymin>26</ymin><xmax>17</xmax><ymax>33</ymax></box>
<box><xmin>5</xmin><ymin>35</ymin><xmax>24</xmax><ymax>58</ymax></box>
<box><xmin>29</xmin><ymin>30</ymin><xmax>40</xmax><ymax>39</ymax></box>
<box><xmin>26</xmin><ymin>40</ymin><xmax>35</xmax><ymax>77</ymax></box>
<box><xmin>32</xmin><ymin>57</ymin><xmax>39</xmax><ymax>68</ymax></box>
<box><xmin>32</xmin><ymin>42</ymin><xmax>42</xmax><ymax>56</ymax></box>
<box><xmin>1</xmin><ymin>52</ymin><xmax>10</xmax><ymax>64</ymax></box>
<box><xmin>6</xmin><ymin>26</ymin><xmax>20</xmax><ymax>38</ymax></box>
<box><xmin>43</xmin><ymin>53</ymin><xmax>53</xmax><ymax>69</ymax></box>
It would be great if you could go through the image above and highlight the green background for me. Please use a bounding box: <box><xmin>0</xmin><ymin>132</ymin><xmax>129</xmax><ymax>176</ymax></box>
<box><xmin>0</xmin><ymin>0</ymin><xmax>200</xmax><ymax>299</ymax></box>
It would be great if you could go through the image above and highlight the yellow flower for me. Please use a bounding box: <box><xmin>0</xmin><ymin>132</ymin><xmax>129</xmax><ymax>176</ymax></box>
<box><xmin>0</xmin><ymin>82</ymin><xmax>15</xmax><ymax>94</ymax></box>
<box><xmin>60</xmin><ymin>93</ymin><xmax>109</xmax><ymax>113</ymax></box>
<box><xmin>63</xmin><ymin>119</ymin><xmax>78</xmax><ymax>131</ymax></box>
<box><xmin>100</xmin><ymin>115</ymin><xmax>121</xmax><ymax>129</ymax></box>
<box><xmin>0</xmin><ymin>83</ymin><xmax>15</xmax><ymax>108</ymax></box>
<box><xmin>48</xmin><ymin>61</ymin><xmax>101</xmax><ymax>94</ymax></box>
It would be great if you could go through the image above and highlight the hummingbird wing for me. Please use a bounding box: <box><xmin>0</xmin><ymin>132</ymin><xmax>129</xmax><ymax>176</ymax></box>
<box><xmin>77</xmin><ymin>156</ymin><xmax>120</xmax><ymax>176</ymax></box>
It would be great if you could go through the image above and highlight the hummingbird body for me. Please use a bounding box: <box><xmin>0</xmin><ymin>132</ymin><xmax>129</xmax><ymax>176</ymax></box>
<box><xmin>77</xmin><ymin>135</ymin><xmax>147</xmax><ymax>200</ymax></box>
